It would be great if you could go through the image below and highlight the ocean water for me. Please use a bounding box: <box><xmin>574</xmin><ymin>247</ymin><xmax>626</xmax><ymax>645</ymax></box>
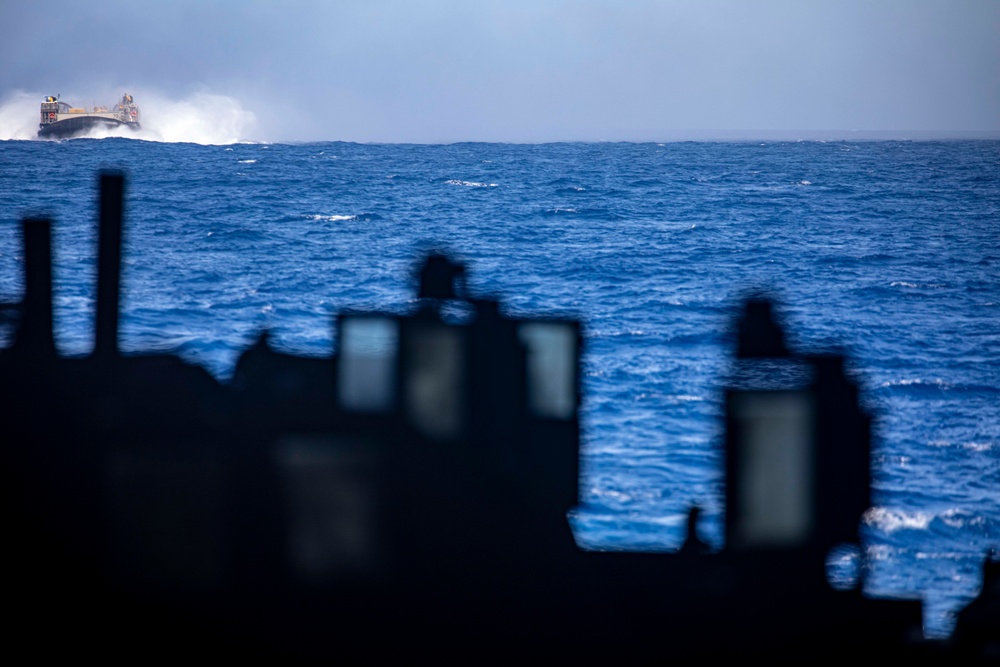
<box><xmin>1</xmin><ymin>137</ymin><xmax>998</xmax><ymax>639</ymax></box>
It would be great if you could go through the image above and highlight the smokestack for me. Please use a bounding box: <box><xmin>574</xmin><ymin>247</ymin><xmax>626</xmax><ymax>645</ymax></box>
<box><xmin>14</xmin><ymin>218</ymin><xmax>57</xmax><ymax>359</ymax></box>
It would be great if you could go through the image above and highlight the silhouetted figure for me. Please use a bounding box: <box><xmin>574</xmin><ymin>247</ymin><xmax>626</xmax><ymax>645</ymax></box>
<box><xmin>679</xmin><ymin>506</ymin><xmax>711</xmax><ymax>555</ymax></box>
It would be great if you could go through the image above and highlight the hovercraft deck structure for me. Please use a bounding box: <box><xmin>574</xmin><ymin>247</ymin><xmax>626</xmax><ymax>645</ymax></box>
<box><xmin>38</xmin><ymin>94</ymin><xmax>140</xmax><ymax>139</ymax></box>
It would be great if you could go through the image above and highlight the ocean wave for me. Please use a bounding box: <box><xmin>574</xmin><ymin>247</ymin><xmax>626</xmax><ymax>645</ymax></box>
<box><xmin>935</xmin><ymin>508</ymin><xmax>985</xmax><ymax>530</ymax></box>
<box><xmin>630</xmin><ymin>393</ymin><xmax>706</xmax><ymax>404</ymax></box>
<box><xmin>545</xmin><ymin>176</ymin><xmax>576</xmax><ymax>186</ymax></box>
<box><xmin>876</xmin><ymin>378</ymin><xmax>1000</xmax><ymax>396</ymax></box>
<box><xmin>913</xmin><ymin>551</ymin><xmax>970</xmax><ymax>561</ymax></box>
<box><xmin>306</xmin><ymin>213</ymin><xmax>382</xmax><ymax>222</ymax></box>
<box><xmin>444</xmin><ymin>179</ymin><xmax>498</xmax><ymax>187</ymax></box>
<box><xmin>928</xmin><ymin>440</ymin><xmax>996</xmax><ymax>453</ymax></box>
<box><xmin>880</xmin><ymin>378</ymin><xmax>953</xmax><ymax>390</ymax></box>
<box><xmin>540</xmin><ymin>207</ymin><xmax>621</xmax><ymax>220</ymax></box>
<box><xmin>309</xmin><ymin>214</ymin><xmax>357</xmax><ymax>222</ymax></box>
<box><xmin>864</xmin><ymin>506</ymin><xmax>992</xmax><ymax>536</ymax></box>
<box><xmin>864</xmin><ymin>507</ymin><xmax>934</xmax><ymax>533</ymax></box>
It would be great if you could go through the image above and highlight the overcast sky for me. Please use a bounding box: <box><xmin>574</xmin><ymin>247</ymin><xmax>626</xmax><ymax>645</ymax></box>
<box><xmin>2</xmin><ymin>0</ymin><xmax>998</xmax><ymax>143</ymax></box>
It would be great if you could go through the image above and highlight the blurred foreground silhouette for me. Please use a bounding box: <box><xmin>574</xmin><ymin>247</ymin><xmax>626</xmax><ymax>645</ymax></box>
<box><xmin>2</xmin><ymin>172</ymin><xmax>996</xmax><ymax>661</ymax></box>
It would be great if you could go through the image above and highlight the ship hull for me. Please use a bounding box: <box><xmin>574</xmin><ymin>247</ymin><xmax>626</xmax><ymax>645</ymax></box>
<box><xmin>38</xmin><ymin>116</ymin><xmax>141</xmax><ymax>139</ymax></box>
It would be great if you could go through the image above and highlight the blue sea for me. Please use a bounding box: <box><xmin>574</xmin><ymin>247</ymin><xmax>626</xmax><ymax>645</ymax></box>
<box><xmin>1</xmin><ymin>137</ymin><xmax>998</xmax><ymax>639</ymax></box>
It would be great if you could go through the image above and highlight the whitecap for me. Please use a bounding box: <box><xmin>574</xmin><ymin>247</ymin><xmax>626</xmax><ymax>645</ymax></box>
<box><xmin>863</xmin><ymin>506</ymin><xmax>933</xmax><ymax>532</ymax></box>
<box><xmin>864</xmin><ymin>543</ymin><xmax>897</xmax><ymax>561</ymax></box>
<box><xmin>445</xmin><ymin>179</ymin><xmax>498</xmax><ymax>187</ymax></box>
<box><xmin>643</xmin><ymin>514</ymin><xmax>687</xmax><ymax>527</ymax></box>
<box><xmin>237</xmin><ymin>159</ymin><xmax>257</xmax><ymax>164</ymax></box>
<box><xmin>308</xmin><ymin>214</ymin><xmax>356</xmax><ymax>222</ymax></box>
<box><xmin>589</xmin><ymin>488</ymin><xmax>635</xmax><ymax>504</ymax></box>
<box><xmin>938</xmin><ymin>508</ymin><xmax>984</xmax><ymax>529</ymax></box>
<box><xmin>879</xmin><ymin>378</ymin><xmax>952</xmax><ymax>390</ymax></box>
<box><xmin>799</xmin><ymin>180</ymin><xmax>812</xmax><ymax>185</ymax></box>
<box><xmin>914</xmin><ymin>551</ymin><xmax>967</xmax><ymax>561</ymax></box>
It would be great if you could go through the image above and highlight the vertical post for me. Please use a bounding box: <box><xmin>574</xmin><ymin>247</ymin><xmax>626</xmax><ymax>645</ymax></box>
<box><xmin>810</xmin><ymin>354</ymin><xmax>871</xmax><ymax>551</ymax></box>
<box><xmin>14</xmin><ymin>217</ymin><xmax>56</xmax><ymax>358</ymax></box>
<box><xmin>94</xmin><ymin>171</ymin><xmax>123</xmax><ymax>358</ymax></box>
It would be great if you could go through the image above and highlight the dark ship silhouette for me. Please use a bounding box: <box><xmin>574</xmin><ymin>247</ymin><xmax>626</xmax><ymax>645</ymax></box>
<box><xmin>2</xmin><ymin>172</ymin><xmax>996</xmax><ymax>661</ymax></box>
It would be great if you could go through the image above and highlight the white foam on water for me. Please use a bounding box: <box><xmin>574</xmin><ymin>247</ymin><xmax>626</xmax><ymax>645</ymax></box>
<box><xmin>309</xmin><ymin>214</ymin><xmax>356</xmax><ymax>222</ymax></box>
<box><xmin>937</xmin><ymin>508</ymin><xmax>984</xmax><ymax>529</ymax></box>
<box><xmin>864</xmin><ymin>506</ymin><xmax>934</xmax><ymax>533</ymax></box>
<box><xmin>879</xmin><ymin>378</ymin><xmax>952</xmax><ymax>390</ymax></box>
<box><xmin>445</xmin><ymin>179</ymin><xmax>498</xmax><ymax>187</ymax></box>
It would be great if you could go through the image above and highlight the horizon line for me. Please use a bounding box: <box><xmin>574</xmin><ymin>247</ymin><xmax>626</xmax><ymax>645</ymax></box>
<box><xmin>267</xmin><ymin>129</ymin><xmax>1000</xmax><ymax>145</ymax></box>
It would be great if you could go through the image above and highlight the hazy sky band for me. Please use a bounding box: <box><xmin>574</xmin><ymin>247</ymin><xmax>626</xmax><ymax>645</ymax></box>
<box><xmin>3</xmin><ymin>0</ymin><xmax>998</xmax><ymax>143</ymax></box>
